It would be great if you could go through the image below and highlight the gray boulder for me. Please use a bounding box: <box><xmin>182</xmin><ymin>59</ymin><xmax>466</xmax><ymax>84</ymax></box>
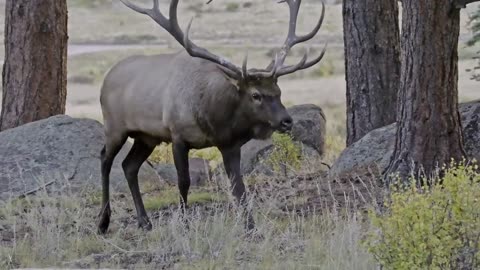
<box><xmin>153</xmin><ymin>163</ymin><xmax>177</xmax><ymax>185</ymax></box>
<box><xmin>0</xmin><ymin>115</ymin><xmax>161</xmax><ymax>200</ymax></box>
<box><xmin>328</xmin><ymin>123</ymin><xmax>395</xmax><ymax>177</ymax></box>
<box><xmin>240</xmin><ymin>104</ymin><xmax>327</xmax><ymax>176</ymax></box>
<box><xmin>459</xmin><ymin>101</ymin><xmax>480</xmax><ymax>161</ymax></box>
<box><xmin>288</xmin><ymin>104</ymin><xmax>327</xmax><ymax>156</ymax></box>
<box><xmin>154</xmin><ymin>157</ymin><xmax>211</xmax><ymax>187</ymax></box>
<box><xmin>329</xmin><ymin>101</ymin><xmax>480</xmax><ymax>177</ymax></box>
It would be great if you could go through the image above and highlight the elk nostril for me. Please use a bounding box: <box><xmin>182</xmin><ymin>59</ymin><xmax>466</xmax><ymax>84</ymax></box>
<box><xmin>281</xmin><ymin>117</ymin><xmax>293</xmax><ymax>129</ymax></box>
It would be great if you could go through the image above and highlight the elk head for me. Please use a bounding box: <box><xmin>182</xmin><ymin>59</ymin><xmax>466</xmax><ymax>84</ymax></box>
<box><xmin>120</xmin><ymin>0</ymin><xmax>326</xmax><ymax>137</ymax></box>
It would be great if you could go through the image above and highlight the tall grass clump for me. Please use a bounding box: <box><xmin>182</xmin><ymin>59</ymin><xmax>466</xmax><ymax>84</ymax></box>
<box><xmin>365</xmin><ymin>162</ymin><xmax>480</xmax><ymax>270</ymax></box>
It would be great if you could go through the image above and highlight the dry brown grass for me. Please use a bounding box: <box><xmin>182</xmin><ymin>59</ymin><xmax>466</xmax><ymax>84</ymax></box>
<box><xmin>0</xmin><ymin>168</ymin><xmax>379</xmax><ymax>269</ymax></box>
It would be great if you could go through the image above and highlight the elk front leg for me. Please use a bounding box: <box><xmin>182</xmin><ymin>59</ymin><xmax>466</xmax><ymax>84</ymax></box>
<box><xmin>172</xmin><ymin>141</ymin><xmax>190</xmax><ymax>212</ymax></box>
<box><xmin>220</xmin><ymin>146</ymin><xmax>255</xmax><ymax>231</ymax></box>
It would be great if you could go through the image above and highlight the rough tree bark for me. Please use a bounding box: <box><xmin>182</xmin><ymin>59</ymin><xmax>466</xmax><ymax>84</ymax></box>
<box><xmin>343</xmin><ymin>0</ymin><xmax>401</xmax><ymax>146</ymax></box>
<box><xmin>0</xmin><ymin>0</ymin><xmax>68</xmax><ymax>131</ymax></box>
<box><xmin>385</xmin><ymin>0</ymin><xmax>466</xmax><ymax>181</ymax></box>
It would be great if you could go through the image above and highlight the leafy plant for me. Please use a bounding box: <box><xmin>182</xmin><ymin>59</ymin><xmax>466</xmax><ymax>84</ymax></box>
<box><xmin>149</xmin><ymin>143</ymin><xmax>174</xmax><ymax>164</ymax></box>
<box><xmin>365</xmin><ymin>162</ymin><xmax>480</xmax><ymax>270</ymax></box>
<box><xmin>267</xmin><ymin>133</ymin><xmax>301</xmax><ymax>176</ymax></box>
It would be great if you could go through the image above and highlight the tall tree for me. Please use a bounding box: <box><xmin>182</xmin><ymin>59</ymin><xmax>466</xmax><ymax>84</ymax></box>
<box><xmin>385</xmin><ymin>0</ymin><xmax>469</xmax><ymax>181</ymax></box>
<box><xmin>0</xmin><ymin>0</ymin><xmax>68</xmax><ymax>131</ymax></box>
<box><xmin>343</xmin><ymin>0</ymin><xmax>401</xmax><ymax>146</ymax></box>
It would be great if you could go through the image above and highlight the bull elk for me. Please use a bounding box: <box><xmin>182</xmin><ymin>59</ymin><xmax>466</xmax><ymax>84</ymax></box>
<box><xmin>97</xmin><ymin>0</ymin><xmax>326</xmax><ymax>234</ymax></box>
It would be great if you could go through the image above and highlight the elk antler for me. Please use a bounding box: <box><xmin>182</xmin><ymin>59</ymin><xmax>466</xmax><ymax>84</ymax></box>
<box><xmin>120</xmin><ymin>0</ymin><xmax>326</xmax><ymax>80</ymax></box>
<box><xmin>120</xmin><ymin>0</ymin><xmax>244</xmax><ymax>79</ymax></box>
<box><xmin>268</xmin><ymin>0</ymin><xmax>327</xmax><ymax>78</ymax></box>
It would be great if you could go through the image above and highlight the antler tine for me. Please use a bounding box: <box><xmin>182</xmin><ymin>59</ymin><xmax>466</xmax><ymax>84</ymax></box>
<box><xmin>119</xmin><ymin>0</ymin><xmax>152</xmax><ymax>15</ymax></box>
<box><xmin>275</xmin><ymin>42</ymin><xmax>328</xmax><ymax>77</ymax></box>
<box><xmin>183</xmin><ymin>18</ymin><xmax>243</xmax><ymax>78</ymax></box>
<box><xmin>275</xmin><ymin>50</ymin><xmax>308</xmax><ymax>77</ymax></box>
<box><xmin>296</xmin><ymin>1</ymin><xmax>325</xmax><ymax>44</ymax></box>
<box><xmin>120</xmin><ymin>0</ymin><xmax>170</xmax><ymax>31</ymax></box>
<box><xmin>247</xmin><ymin>53</ymin><xmax>280</xmax><ymax>79</ymax></box>
<box><xmin>270</xmin><ymin>0</ymin><xmax>326</xmax><ymax>77</ymax></box>
<box><xmin>121</xmin><ymin>0</ymin><xmax>243</xmax><ymax>79</ymax></box>
<box><xmin>275</xmin><ymin>0</ymin><xmax>302</xmax><ymax>65</ymax></box>
<box><xmin>242</xmin><ymin>53</ymin><xmax>249</xmax><ymax>79</ymax></box>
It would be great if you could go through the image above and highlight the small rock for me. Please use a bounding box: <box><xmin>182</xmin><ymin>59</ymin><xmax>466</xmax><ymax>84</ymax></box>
<box><xmin>288</xmin><ymin>104</ymin><xmax>327</xmax><ymax>156</ymax></box>
<box><xmin>154</xmin><ymin>158</ymin><xmax>211</xmax><ymax>186</ymax></box>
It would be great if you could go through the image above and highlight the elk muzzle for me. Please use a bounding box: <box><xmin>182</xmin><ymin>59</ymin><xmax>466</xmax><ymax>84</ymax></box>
<box><xmin>278</xmin><ymin>115</ymin><xmax>293</xmax><ymax>133</ymax></box>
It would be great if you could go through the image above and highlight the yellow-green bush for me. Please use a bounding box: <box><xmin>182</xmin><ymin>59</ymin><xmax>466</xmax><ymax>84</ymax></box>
<box><xmin>190</xmin><ymin>147</ymin><xmax>222</xmax><ymax>168</ymax></box>
<box><xmin>365</xmin><ymin>163</ymin><xmax>480</xmax><ymax>270</ymax></box>
<box><xmin>149</xmin><ymin>143</ymin><xmax>174</xmax><ymax>164</ymax></box>
<box><xmin>148</xmin><ymin>144</ymin><xmax>222</xmax><ymax>169</ymax></box>
<box><xmin>267</xmin><ymin>133</ymin><xmax>301</xmax><ymax>176</ymax></box>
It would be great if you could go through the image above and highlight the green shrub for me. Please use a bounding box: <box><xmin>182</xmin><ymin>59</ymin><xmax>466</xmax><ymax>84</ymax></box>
<box><xmin>267</xmin><ymin>133</ymin><xmax>301</xmax><ymax>176</ymax></box>
<box><xmin>148</xmin><ymin>144</ymin><xmax>222</xmax><ymax>168</ymax></box>
<box><xmin>365</xmin><ymin>162</ymin><xmax>480</xmax><ymax>270</ymax></box>
<box><xmin>226</xmin><ymin>3</ymin><xmax>239</xmax><ymax>12</ymax></box>
<box><xmin>190</xmin><ymin>147</ymin><xmax>222</xmax><ymax>167</ymax></box>
<box><xmin>149</xmin><ymin>143</ymin><xmax>174</xmax><ymax>164</ymax></box>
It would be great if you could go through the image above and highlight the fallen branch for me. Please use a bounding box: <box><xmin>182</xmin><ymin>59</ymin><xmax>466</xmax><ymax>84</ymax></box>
<box><xmin>18</xmin><ymin>180</ymin><xmax>55</xmax><ymax>198</ymax></box>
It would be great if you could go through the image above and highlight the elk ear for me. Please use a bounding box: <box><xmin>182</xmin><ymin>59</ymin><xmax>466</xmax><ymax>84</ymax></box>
<box><xmin>225</xmin><ymin>76</ymin><xmax>241</xmax><ymax>91</ymax></box>
<box><xmin>216</xmin><ymin>65</ymin><xmax>242</xmax><ymax>91</ymax></box>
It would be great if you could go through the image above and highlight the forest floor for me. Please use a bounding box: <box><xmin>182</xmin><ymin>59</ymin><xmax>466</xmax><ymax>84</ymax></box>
<box><xmin>0</xmin><ymin>0</ymin><xmax>480</xmax><ymax>268</ymax></box>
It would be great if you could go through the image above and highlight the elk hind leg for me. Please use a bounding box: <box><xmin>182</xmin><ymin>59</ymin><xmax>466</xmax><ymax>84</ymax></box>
<box><xmin>98</xmin><ymin>134</ymin><xmax>127</xmax><ymax>234</ymax></box>
<box><xmin>122</xmin><ymin>139</ymin><xmax>155</xmax><ymax>230</ymax></box>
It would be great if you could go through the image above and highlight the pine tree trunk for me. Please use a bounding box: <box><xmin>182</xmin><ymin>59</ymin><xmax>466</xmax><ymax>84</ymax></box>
<box><xmin>385</xmin><ymin>1</ymin><xmax>466</xmax><ymax>181</ymax></box>
<box><xmin>0</xmin><ymin>0</ymin><xmax>68</xmax><ymax>131</ymax></box>
<box><xmin>343</xmin><ymin>0</ymin><xmax>401</xmax><ymax>146</ymax></box>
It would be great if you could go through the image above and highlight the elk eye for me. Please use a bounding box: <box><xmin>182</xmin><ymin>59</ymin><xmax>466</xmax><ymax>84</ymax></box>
<box><xmin>252</xmin><ymin>93</ymin><xmax>262</xmax><ymax>101</ymax></box>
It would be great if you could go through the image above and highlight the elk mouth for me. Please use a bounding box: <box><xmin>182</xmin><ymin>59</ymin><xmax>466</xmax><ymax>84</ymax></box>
<box><xmin>252</xmin><ymin>123</ymin><xmax>275</xmax><ymax>140</ymax></box>
<box><xmin>276</xmin><ymin>122</ymin><xmax>293</xmax><ymax>134</ymax></box>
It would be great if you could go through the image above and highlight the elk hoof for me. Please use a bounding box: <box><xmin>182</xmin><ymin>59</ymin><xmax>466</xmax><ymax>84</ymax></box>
<box><xmin>138</xmin><ymin>217</ymin><xmax>152</xmax><ymax>231</ymax></box>
<box><xmin>97</xmin><ymin>204</ymin><xmax>111</xmax><ymax>235</ymax></box>
<box><xmin>245</xmin><ymin>213</ymin><xmax>256</xmax><ymax>231</ymax></box>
